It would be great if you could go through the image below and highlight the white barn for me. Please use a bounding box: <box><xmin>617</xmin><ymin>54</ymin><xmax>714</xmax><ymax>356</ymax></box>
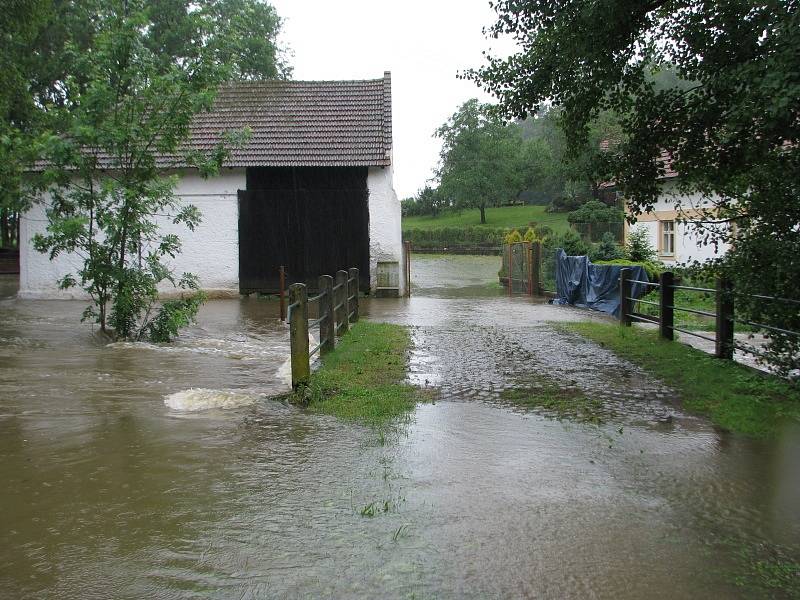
<box><xmin>19</xmin><ymin>72</ymin><xmax>406</xmax><ymax>298</ymax></box>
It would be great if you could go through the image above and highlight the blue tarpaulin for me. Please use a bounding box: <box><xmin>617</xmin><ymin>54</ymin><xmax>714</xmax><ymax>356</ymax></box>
<box><xmin>551</xmin><ymin>249</ymin><xmax>650</xmax><ymax>317</ymax></box>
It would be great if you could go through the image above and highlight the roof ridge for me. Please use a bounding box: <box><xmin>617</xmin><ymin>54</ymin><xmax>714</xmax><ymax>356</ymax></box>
<box><xmin>219</xmin><ymin>76</ymin><xmax>387</xmax><ymax>87</ymax></box>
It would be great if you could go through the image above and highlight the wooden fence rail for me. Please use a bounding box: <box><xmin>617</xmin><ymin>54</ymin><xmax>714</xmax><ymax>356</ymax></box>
<box><xmin>618</xmin><ymin>268</ymin><xmax>799</xmax><ymax>363</ymax></box>
<box><xmin>287</xmin><ymin>267</ymin><xmax>360</xmax><ymax>388</ymax></box>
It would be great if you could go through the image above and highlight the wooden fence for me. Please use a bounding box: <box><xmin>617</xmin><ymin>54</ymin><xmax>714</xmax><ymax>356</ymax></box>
<box><xmin>287</xmin><ymin>267</ymin><xmax>360</xmax><ymax>388</ymax></box>
<box><xmin>618</xmin><ymin>268</ymin><xmax>800</xmax><ymax>362</ymax></box>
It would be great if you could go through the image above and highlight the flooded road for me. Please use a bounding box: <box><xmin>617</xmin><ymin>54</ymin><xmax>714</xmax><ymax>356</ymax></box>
<box><xmin>1</xmin><ymin>257</ymin><xmax>799</xmax><ymax>599</ymax></box>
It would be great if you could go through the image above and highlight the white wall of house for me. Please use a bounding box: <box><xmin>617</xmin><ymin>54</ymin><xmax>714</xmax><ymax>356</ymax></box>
<box><xmin>367</xmin><ymin>164</ymin><xmax>406</xmax><ymax>296</ymax></box>
<box><xmin>19</xmin><ymin>165</ymin><xmax>406</xmax><ymax>298</ymax></box>
<box><xmin>19</xmin><ymin>169</ymin><xmax>245</xmax><ymax>299</ymax></box>
<box><xmin>628</xmin><ymin>179</ymin><xmax>730</xmax><ymax>265</ymax></box>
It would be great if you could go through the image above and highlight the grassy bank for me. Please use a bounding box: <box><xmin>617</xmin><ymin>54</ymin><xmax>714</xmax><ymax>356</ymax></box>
<box><xmin>403</xmin><ymin>205</ymin><xmax>571</xmax><ymax>232</ymax></box>
<box><xmin>298</xmin><ymin>321</ymin><xmax>421</xmax><ymax>426</ymax></box>
<box><xmin>558</xmin><ymin>322</ymin><xmax>800</xmax><ymax>438</ymax></box>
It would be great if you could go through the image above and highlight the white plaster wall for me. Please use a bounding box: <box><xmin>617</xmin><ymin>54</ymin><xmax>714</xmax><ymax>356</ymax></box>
<box><xmin>676</xmin><ymin>221</ymin><xmax>729</xmax><ymax>264</ymax></box>
<box><xmin>653</xmin><ymin>179</ymin><xmax>716</xmax><ymax>211</ymax></box>
<box><xmin>19</xmin><ymin>200</ymin><xmax>87</xmax><ymax>299</ymax></box>
<box><xmin>630</xmin><ymin>179</ymin><xmax>730</xmax><ymax>265</ymax></box>
<box><xmin>367</xmin><ymin>164</ymin><xmax>405</xmax><ymax>296</ymax></box>
<box><xmin>19</xmin><ymin>169</ymin><xmax>245</xmax><ymax>299</ymax></box>
<box><xmin>161</xmin><ymin>169</ymin><xmax>244</xmax><ymax>296</ymax></box>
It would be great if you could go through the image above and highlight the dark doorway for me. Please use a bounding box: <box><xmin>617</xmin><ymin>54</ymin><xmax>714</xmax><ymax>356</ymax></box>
<box><xmin>238</xmin><ymin>167</ymin><xmax>370</xmax><ymax>293</ymax></box>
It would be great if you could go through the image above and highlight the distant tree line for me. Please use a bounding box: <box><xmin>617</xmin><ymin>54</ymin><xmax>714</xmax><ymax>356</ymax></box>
<box><xmin>402</xmin><ymin>99</ymin><xmax>625</xmax><ymax>223</ymax></box>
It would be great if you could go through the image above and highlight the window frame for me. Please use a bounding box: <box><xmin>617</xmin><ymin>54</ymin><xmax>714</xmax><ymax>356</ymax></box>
<box><xmin>660</xmin><ymin>220</ymin><xmax>676</xmax><ymax>257</ymax></box>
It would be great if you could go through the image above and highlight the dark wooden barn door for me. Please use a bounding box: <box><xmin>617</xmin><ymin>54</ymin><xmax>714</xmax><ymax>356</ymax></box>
<box><xmin>238</xmin><ymin>167</ymin><xmax>370</xmax><ymax>293</ymax></box>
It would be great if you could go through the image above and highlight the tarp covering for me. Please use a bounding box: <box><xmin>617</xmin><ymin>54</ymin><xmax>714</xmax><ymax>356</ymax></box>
<box><xmin>551</xmin><ymin>249</ymin><xmax>650</xmax><ymax>317</ymax></box>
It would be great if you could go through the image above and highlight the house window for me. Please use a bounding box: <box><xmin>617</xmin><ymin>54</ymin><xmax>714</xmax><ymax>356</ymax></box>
<box><xmin>661</xmin><ymin>220</ymin><xmax>675</xmax><ymax>256</ymax></box>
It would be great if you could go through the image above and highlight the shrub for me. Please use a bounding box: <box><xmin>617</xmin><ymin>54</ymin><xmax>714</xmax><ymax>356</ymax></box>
<box><xmin>545</xmin><ymin>229</ymin><xmax>592</xmax><ymax>256</ymax></box>
<box><xmin>593</xmin><ymin>259</ymin><xmax>663</xmax><ymax>282</ymax></box>
<box><xmin>402</xmin><ymin>227</ymin><xmax>506</xmax><ymax>248</ymax></box>
<box><xmin>626</xmin><ymin>226</ymin><xmax>657</xmax><ymax>262</ymax></box>
<box><xmin>148</xmin><ymin>291</ymin><xmax>206</xmax><ymax>343</ymax></box>
<box><xmin>504</xmin><ymin>229</ymin><xmax>523</xmax><ymax>244</ymax></box>
<box><xmin>567</xmin><ymin>200</ymin><xmax>624</xmax><ymax>225</ymax></box>
<box><xmin>547</xmin><ymin>195</ymin><xmax>583</xmax><ymax>213</ymax></box>
<box><xmin>590</xmin><ymin>232</ymin><xmax>624</xmax><ymax>261</ymax></box>
<box><xmin>523</xmin><ymin>227</ymin><xmax>538</xmax><ymax>242</ymax></box>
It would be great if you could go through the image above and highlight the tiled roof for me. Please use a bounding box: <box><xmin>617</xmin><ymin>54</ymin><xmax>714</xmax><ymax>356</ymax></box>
<box><xmin>185</xmin><ymin>73</ymin><xmax>393</xmax><ymax>168</ymax></box>
<box><xmin>32</xmin><ymin>73</ymin><xmax>393</xmax><ymax>171</ymax></box>
<box><xmin>598</xmin><ymin>147</ymin><xmax>679</xmax><ymax>189</ymax></box>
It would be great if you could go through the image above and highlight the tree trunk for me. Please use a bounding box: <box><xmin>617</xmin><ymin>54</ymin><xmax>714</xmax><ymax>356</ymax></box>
<box><xmin>0</xmin><ymin>209</ymin><xmax>8</xmax><ymax>248</ymax></box>
<box><xmin>479</xmin><ymin>204</ymin><xmax>486</xmax><ymax>224</ymax></box>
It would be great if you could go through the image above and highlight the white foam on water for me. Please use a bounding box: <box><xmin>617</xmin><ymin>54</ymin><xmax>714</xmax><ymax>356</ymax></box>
<box><xmin>164</xmin><ymin>388</ymin><xmax>261</xmax><ymax>411</ymax></box>
<box><xmin>276</xmin><ymin>357</ymin><xmax>293</xmax><ymax>386</ymax></box>
<box><xmin>109</xmin><ymin>336</ymin><xmax>287</xmax><ymax>362</ymax></box>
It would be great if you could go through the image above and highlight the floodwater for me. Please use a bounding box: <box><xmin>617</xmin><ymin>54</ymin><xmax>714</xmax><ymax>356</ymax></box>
<box><xmin>1</xmin><ymin>256</ymin><xmax>799</xmax><ymax>599</ymax></box>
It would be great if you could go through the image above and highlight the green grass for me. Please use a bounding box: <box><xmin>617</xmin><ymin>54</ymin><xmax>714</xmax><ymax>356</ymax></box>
<box><xmin>637</xmin><ymin>288</ymin><xmax>718</xmax><ymax>331</ymax></box>
<box><xmin>558</xmin><ymin>322</ymin><xmax>800</xmax><ymax>438</ymax></box>
<box><xmin>500</xmin><ymin>379</ymin><xmax>612</xmax><ymax>424</ymax></box>
<box><xmin>296</xmin><ymin>321</ymin><xmax>422</xmax><ymax>426</ymax></box>
<box><xmin>636</xmin><ymin>288</ymin><xmax>757</xmax><ymax>333</ymax></box>
<box><xmin>403</xmin><ymin>205</ymin><xmax>571</xmax><ymax>233</ymax></box>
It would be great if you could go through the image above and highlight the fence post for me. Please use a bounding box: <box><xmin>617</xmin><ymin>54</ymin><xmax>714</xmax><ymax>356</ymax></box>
<box><xmin>289</xmin><ymin>283</ymin><xmax>309</xmax><ymax>388</ymax></box>
<box><xmin>318</xmin><ymin>275</ymin><xmax>335</xmax><ymax>354</ymax></box>
<box><xmin>619</xmin><ymin>268</ymin><xmax>632</xmax><ymax>326</ymax></box>
<box><xmin>404</xmin><ymin>240</ymin><xmax>412</xmax><ymax>297</ymax></box>
<box><xmin>335</xmin><ymin>270</ymin><xmax>349</xmax><ymax>337</ymax></box>
<box><xmin>659</xmin><ymin>271</ymin><xmax>674</xmax><ymax>340</ymax></box>
<box><xmin>716</xmin><ymin>276</ymin><xmax>734</xmax><ymax>359</ymax></box>
<box><xmin>532</xmin><ymin>241</ymin><xmax>542</xmax><ymax>296</ymax></box>
<box><xmin>525</xmin><ymin>241</ymin><xmax>533</xmax><ymax>296</ymax></box>
<box><xmin>507</xmin><ymin>244</ymin><xmax>513</xmax><ymax>296</ymax></box>
<box><xmin>348</xmin><ymin>267</ymin><xmax>360</xmax><ymax>323</ymax></box>
<box><xmin>279</xmin><ymin>265</ymin><xmax>286</xmax><ymax>322</ymax></box>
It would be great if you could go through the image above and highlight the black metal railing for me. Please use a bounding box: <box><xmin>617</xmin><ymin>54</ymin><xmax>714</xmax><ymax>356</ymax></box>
<box><xmin>287</xmin><ymin>268</ymin><xmax>360</xmax><ymax>388</ymax></box>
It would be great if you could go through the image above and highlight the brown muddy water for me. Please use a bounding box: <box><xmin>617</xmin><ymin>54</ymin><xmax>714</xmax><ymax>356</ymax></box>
<box><xmin>1</xmin><ymin>255</ymin><xmax>799</xmax><ymax>599</ymax></box>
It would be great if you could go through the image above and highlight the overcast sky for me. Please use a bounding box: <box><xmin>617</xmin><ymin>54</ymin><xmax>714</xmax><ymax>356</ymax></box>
<box><xmin>269</xmin><ymin>0</ymin><xmax>517</xmax><ymax>199</ymax></box>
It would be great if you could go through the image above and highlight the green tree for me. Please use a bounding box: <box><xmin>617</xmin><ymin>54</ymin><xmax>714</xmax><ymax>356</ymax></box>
<box><xmin>567</xmin><ymin>200</ymin><xmax>624</xmax><ymax>226</ymax></box>
<box><xmin>435</xmin><ymin>99</ymin><xmax>524</xmax><ymax>224</ymax></box>
<box><xmin>591</xmin><ymin>232</ymin><xmax>624</xmax><ymax>262</ymax></box>
<box><xmin>517</xmin><ymin>106</ymin><xmax>623</xmax><ymax>203</ymax></box>
<box><xmin>32</xmin><ymin>0</ymin><xmax>260</xmax><ymax>340</ymax></box>
<box><xmin>1</xmin><ymin>0</ymin><xmax>289</xmax><ymax>248</ymax></box>
<box><xmin>0</xmin><ymin>0</ymin><xmax>54</xmax><ymax>247</ymax></box>
<box><xmin>469</xmin><ymin>0</ymin><xmax>800</xmax><ymax>374</ymax></box>
<box><xmin>625</xmin><ymin>227</ymin><xmax>657</xmax><ymax>263</ymax></box>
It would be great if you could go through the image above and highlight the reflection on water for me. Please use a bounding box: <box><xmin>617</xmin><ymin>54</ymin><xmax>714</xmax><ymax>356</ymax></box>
<box><xmin>1</xmin><ymin>262</ymin><xmax>799</xmax><ymax>599</ymax></box>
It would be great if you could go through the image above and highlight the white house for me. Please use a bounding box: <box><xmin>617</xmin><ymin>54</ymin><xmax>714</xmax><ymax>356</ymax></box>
<box><xmin>19</xmin><ymin>72</ymin><xmax>406</xmax><ymax>298</ymax></box>
<box><xmin>618</xmin><ymin>157</ymin><xmax>731</xmax><ymax>265</ymax></box>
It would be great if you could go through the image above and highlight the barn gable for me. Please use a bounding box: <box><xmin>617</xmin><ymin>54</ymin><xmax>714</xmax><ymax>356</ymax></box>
<box><xmin>18</xmin><ymin>72</ymin><xmax>405</xmax><ymax>299</ymax></box>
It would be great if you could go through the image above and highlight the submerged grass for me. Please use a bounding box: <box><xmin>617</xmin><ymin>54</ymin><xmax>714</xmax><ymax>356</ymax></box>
<box><xmin>295</xmin><ymin>321</ymin><xmax>421</xmax><ymax>426</ymax></box>
<box><xmin>500</xmin><ymin>381</ymin><xmax>611</xmax><ymax>425</ymax></box>
<box><xmin>733</xmin><ymin>542</ymin><xmax>800</xmax><ymax>598</ymax></box>
<box><xmin>558</xmin><ymin>322</ymin><xmax>800</xmax><ymax>438</ymax></box>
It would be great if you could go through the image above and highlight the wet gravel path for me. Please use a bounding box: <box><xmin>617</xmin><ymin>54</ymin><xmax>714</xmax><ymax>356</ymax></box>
<box><xmin>366</xmin><ymin>295</ymin><xmax>685</xmax><ymax>428</ymax></box>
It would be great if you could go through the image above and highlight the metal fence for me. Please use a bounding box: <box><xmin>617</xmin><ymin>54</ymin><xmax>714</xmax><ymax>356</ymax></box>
<box><xmin>618</xmin><ymin>268</ymin><xmax>800</xmax><ymax>362</ymax></box>
<box><xmin>287</xmin><ymin>267</ymin><xmax>360</xmax><ymax>388</ymax></box>
<box><xmin>501</xmin><ymin>242</ymin><xmax>542</xmax><ymax>296</ymax></box>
